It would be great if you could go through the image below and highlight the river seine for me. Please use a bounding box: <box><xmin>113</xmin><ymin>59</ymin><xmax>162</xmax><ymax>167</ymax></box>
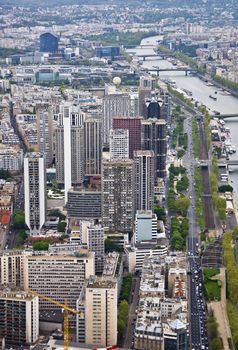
<box><xmin>127</xmin><ymin>35</ymin><xmax>238</xmax><ymax>205</ymax></box>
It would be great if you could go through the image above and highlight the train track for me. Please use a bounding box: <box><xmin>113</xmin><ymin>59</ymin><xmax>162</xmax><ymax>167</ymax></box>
<box><xmin>198</xmin><ymin>120</ymin><xmax>215</xmax><ymax>229</ymax></box>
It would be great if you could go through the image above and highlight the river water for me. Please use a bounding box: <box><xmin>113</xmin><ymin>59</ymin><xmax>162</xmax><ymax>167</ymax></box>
<box><xmin>127</xmin><ymin>35</ymin><xmax>238</xmax><ymax>205</ymax></box>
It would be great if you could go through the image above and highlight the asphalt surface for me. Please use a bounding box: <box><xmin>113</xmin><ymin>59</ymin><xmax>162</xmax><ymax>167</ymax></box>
<box><xmin>123</xmin><ymin>276</ymin><xmax>140</xmax><ymax>349</ymax></box>
<box><xmin>181</xmin><ymin>106</ymin><xmax>209</xmax><ymax>350</ymax></box>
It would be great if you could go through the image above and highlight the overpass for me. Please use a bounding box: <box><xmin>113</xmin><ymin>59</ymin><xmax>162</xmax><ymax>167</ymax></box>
<box><xmin>218</xmin><ymin>160</ymin><xmax>238</xmax><ymax>166</ymax></box>
<box><xmin>211</xmin><ymin>113</ymin><xmax>238</xmax><ymax>119</ymax></box>
<box><xmin>141</xmin><ymin>67</ymin><xmax>198</xmax><ymax>76</ymax></box>
<box><xmin>137</xmin><ymin>54</ymin><xmax>166</xmax><ymax>61</ymax></box>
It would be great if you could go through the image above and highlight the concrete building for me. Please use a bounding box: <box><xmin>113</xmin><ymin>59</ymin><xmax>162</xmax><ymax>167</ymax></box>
<box><xmin>138</xmin><ymin>76</ymin><xmax>156</xmax><ymax>117</ymax></box>
<box><xmin>109</xmin><ymin>128</ymin><xmax>129</xmax><ymax>159</ymax></box>
<box><xmin>24</xmin><ymin>152</ymin><xmax>46</xmax><ymax>235</ymax></box>
<box><xmin>67</xmin><ymin>187</ymin><xmax>101</xmax><ymax>219</ymax></box>
<box><xmin>0</xmin><ymin>147</ymin><xmax>23</xmax><ymax>171</ymax></box>
<box><xmin>55</xmin><ymin>103</ymin><xmax>85</xmax><ymax>203</ymax></box>
<box><xmin>85</xmin><ymin>276</ymin><xmax>117</xmax><ymax>348</ymax></box>
<box><xmin>0</xmin><ymin>250</ymin><xmax>26</xmax><ymax>288</ymax></box>
<box><xmin>135</xmin><ymin>210</ymin><xmax>158</xmax><ymax>243</ymax></box>
<box><xmin>134</xmin><ymin>255</ymin><xmax>188</xmax><ymax>350</ymax></box>
<box><xmin>84</xmin><ymin>118</ymin><xmax>102</xmax><ymax>176</ymax></box>
<box><xmin>0</xmin><ymin>289</ymin><xmax>39</xmax><ymax>345</ymax></box>
<box><xmin>85</xmin><ymin>222</ymin><xmax>105</xmax><ymax>275</ymax></box>
<box><xmin>141</xmin><ymin>119</ymin><xmax>167</xmax><ymax>178</ymax></box>
<box><xmin>125</xmin><ymin>239</ymin><xmax>168</xmax><ymax>272</ymax></box>
<box><xmin>112</xmin><ymin>116</ymin><xmax>142</xmax><ymax>159</ymax></box>
<box><xmin>102</xmin><ymin>94</ymin><xmax>130</xmax><ymax>146</ymax></box>
<box><xmin>134</xmin><ymin>150</ymin><xmax>154</xmax><ymax>211</ymax></box>
<box><xmin>36</xmin><ymin>104</ymin><xmax>53</xmax><ymax>167</ymax></box>
<box><xmin>25</xmin><ymin>250</ymin><xmax>94</xmax><ymax>326</ymax></box>
<box><xmin>102</xmin><ymin>153</ymin><xmax>134</xmax><ymax>233</ymax></box>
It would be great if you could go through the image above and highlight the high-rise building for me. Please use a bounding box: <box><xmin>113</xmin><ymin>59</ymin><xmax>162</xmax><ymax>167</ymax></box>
<box><xmin>25</xmin><ymin>250</ymin><xmax>94</xmax><ymax>326</ymax></box>
<box><xmin>109</xmin><ymin>128</ymin><xmax>129</xmax><ymax>159</ymax></box>
<box><xmin>85</xmin><ymin>276</ymin><xmax>117</xmax><ymax>348</ymax></box>
<box><xmin>112</xmin><ymin>117</ymin><xmax>142</xmax><ymax>159</ymax></box>
<box><xmin>140</xmin><ymin>76</ymin><xmax>157</xmax><ymax>90</ymax></box>
<box><xmin>0</xmin><ymin>290</ymin><xmax>39</xmax><ymax>345</ymax></box>
<box><xmin>0</xmin><ymin>251</ymin><xmax>26</xmax><ymax>288</ymax></box>
<box><xmin>84</xmin><ymin>117</ymin><xmax>102</xmax><ymax>176</ymax></box>
<box><xmin>36</xmin><ymin>104</ymin><xmax>53</xmax><ymax>167</ymax></box>
<box><xmin>134</xmin><ymin>210</ymin><xmax>158</xmax><ymax>243</ymax></box>
<box><xmin>55</xmin><ymin>103</ymin><xmax>85</xmax><ymax>202</ymax></box>
<box><xmin>24</xmin><ymin>152</ymin><xmax>46</xmax><ymax>235</ymax></box>
<box><xmin>138</xmin><ymin>76</ymin><xmax>156</xmax><ymax>117</ymax></box>
<box><xmin>85</xmin><ymin>222</ymin><xmax>105</xmax><ymax>275</ymax></box>
<box><xmin>40</xmin><ymin>32</ymin><xmax>58</xmax><ymax>53</ymax></box>
<box><xmin>141</xmin><ymin>119</ymin><xmax>167</xmax><ymax>178</ymax></box>
<box><xmin>134</xmin><ymin>150</ymin><xmax>155</xmax><ymax>211</ymax></box>
<box><xmin>102</xmin><ymin>153</ymin><xmax>134</xmax><ymax>232</ymax></box>
<box><xmin>102</xmin><ymin>94</ymin><xmax>130</xmax><ymax>146</ymax></box>
<box><xmin>145</xmin><ymin>97</ymin><xmax>161</xmax><ymax>119</ymax></box>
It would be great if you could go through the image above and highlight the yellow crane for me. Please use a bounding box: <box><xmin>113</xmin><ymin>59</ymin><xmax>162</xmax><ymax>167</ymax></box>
<box><xmin>28</xmin><ymin>288</ymin><xmax>83</xmax><ymax>350</ymax></box>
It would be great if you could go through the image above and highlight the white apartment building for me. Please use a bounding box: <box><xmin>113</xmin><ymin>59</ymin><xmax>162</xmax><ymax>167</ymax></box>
<box><xmin>0</xmin><ymin>290</ymin><xmax>39</xmax><ymax>345</ymax></box>
<box><xmin>109</xmin><ymin>128</ymin><xmax>129</xmax><ymax>159</ymax></box>
<box><xmin>85</xmin><ymin>276</ymin><xmax>117</xmax><ymax>348</ymax></box>
<box><xmin>24</xmin><ymin>152</ymin><xmax>46</xmax><ymax>236</ymax></box>
<box><xmin>134</xmin><ymin>150</ymin><xmax>155</xmax><ymax>212</ymax></box>
<box><xmin>0</xmin><ymin>148</ymin><xmax>23</xmax><ymax>171</ymax></box>
<box><xmin>55</xmin><ymin>102</ymin><xmax>85</xmax><ymax>203</ymax></box>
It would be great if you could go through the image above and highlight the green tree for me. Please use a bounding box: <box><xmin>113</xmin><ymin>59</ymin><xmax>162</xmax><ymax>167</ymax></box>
<box><xmin>211</xmin><ymin>337</ymin><xmax>223</xmax><ymax>350</ymax></box>
<box><xmin>57</xmin><ymin>221</ymin><xmax>67</xmax><ymax>232</ymax></box>
<box><xmin>33</xmin><ymin>239</ymin><xmax>52</xmax><ymax>251</ymax></box>
<box><xmin>105</xmin><ymin>238</ymin><xmax>123</xmax><ymax>253</ymax></box>
<box><xmin>175</xmin><ymin>196</ymin><xmax>190</xmax><ymax>215</ymax></box>
<box><xmin>13</xmin><ymin>209</ymin><xmax>25</xmax><ymax>229</ymax></box>
<box><xmin>218</xmin><ymin>184</ymin><xmax>233</xmax><ymax>193</ymax></box>
<box><xmin>154</xmin><ymin>206</ymin><xmax>166</xmax><ymax>221</ymax></box>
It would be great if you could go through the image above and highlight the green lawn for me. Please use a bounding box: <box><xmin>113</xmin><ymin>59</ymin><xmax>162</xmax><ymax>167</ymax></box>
<box><xmin>203</xmin><ymin>268</ymin><xmax>221</xmax><ymax>301</ymax></box>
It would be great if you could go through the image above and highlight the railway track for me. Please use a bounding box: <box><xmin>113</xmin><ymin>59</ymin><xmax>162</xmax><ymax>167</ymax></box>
<box><xmin>198</xmin><ymin>120</ymin><xmax>215</xmax><ymax>229</ymax></box>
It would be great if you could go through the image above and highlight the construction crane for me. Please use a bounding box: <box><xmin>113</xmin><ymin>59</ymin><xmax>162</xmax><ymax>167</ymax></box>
<box><xmin>28</xmin><ymin>288</ymin><xmax>83</xmax><ymax>350</ymax></box>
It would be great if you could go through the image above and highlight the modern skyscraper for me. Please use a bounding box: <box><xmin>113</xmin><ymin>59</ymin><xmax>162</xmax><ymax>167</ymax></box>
<box><xmin>40</xmin><ymin>32</ymin><xmax>58</xmax><ymax>53</ymax></box>
<box><xmin>141</xmin><ymin>119</ymin><xmax>167</xmax><ymax>178</ymax></box>
<box><xmin>102</xmin><ymin>94</ymin><xmax>130</xmax><ymax>146</ymax></box>
<box><xmin>134</xmin><ymin>150</ymin><xmax>155</xmax><ymax>211</ymax></box>
<box><xmin>84</xmin><ymin>117</ymin><xmax>102</xmax><ymax>176</ymax></box>
<box><xmin>36</xmin><ymin>104</ymin><xmax>53</xmax><ymax>167</ymax></box>
<box><xmin>24</xmin><ymin>152</ymin><xmax>46</xmax><ymax>236</ymax></box>
<box><xmin>102</xmin><ymin>153</ymin><xmax>134</xmax><ymax>232</ymax></box>
<box><xmin>112</xmin><ymin>116</ymin><xmax>142</xmax><ymax>159</ymax></box>
<box><xmin>85</xmin><ymin>276</ymin><xmax>117</xmax><ymax>348</ymax></box>
<box><xmin>109</xmin><ymin>128</ymin><xmax>129</xmax><ymax>159</ymax></box>
<box><xmin>55</xmin><ymin>103</ymin><xmax>85</xmax><ymax>202</ymax></box>
<box><xmin>0</xmin><ymin>290</ymin><xmax>39</xmax><ymax>345</ymax></box>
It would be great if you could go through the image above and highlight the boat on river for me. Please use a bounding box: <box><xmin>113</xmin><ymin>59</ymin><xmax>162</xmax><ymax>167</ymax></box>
<box><xmin>209</xmin><ymin>95</ymin><xmax>217</xmax><ymax>101</ymax></box>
